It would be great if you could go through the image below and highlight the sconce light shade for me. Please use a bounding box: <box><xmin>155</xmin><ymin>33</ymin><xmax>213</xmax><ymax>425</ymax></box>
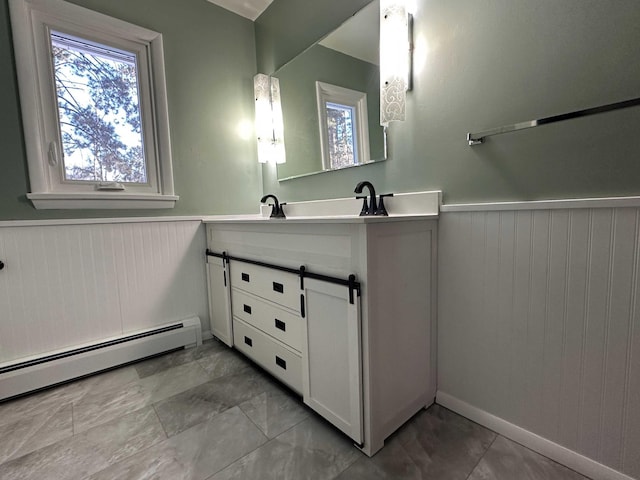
<box><xmin>254</xmin><ymin>73</ymin><xmax>286</xmax><ymax>164</ymax></box>
<box><xmin>380</xmin><ymin>0</ymin><xmax>412</xmax><ymax>126</ymax></box>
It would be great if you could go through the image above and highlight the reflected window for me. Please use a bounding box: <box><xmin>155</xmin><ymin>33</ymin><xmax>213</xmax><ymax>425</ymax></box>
<box><xmin>316</xmin><ymin>82</ymin><xmax>370</xmax><ymax>171</ymax></box>
<box><xmin>325</xmin><ymin>102</ymin><xmax>357</xmax><ymax>169</ymax></box>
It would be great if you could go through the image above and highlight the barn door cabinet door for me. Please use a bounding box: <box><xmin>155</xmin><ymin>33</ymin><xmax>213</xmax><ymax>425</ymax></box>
<box><xmin>301</xmin><ymin>278</ymin><xmax>363</xmax><ymax>445</ymax></box>
<box><xmin>206</xmin><ymin>255</ymin><xmax>233</xmax><ymax>346</ymax></box>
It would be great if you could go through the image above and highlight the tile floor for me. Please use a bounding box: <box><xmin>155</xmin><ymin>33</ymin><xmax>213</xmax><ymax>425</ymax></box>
<box><xmin>0</xmin><ymin>339</ymin><xmax>591</xmax><ymax>480</ymax></box>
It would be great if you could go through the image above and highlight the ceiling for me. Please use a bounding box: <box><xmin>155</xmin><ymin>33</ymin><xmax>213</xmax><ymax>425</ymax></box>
<box><xmin>206</xmin><ymin>0</ymin><xmax>274</xmax><ymax>21</ymax></box>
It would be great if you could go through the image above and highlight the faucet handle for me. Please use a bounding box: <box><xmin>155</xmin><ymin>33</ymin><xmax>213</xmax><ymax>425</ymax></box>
<box><xmin>375</xmin><ymin>193</ymin><xmax>394</xmax><ymax>216</ymax></box>
<box><xmin>356</xmin><ymin>195</ymin><xmax>369</xmax><ymax>216</ymax></box>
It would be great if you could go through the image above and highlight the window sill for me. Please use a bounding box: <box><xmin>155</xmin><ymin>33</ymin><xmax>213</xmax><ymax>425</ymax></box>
<box><xmin>27</xmin><ymin>192</ymin><xmax>179</xmax><ymax>210</ymax></box>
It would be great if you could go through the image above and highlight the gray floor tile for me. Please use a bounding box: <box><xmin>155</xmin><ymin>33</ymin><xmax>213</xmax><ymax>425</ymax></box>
<box><xmin>71</xmin><ymin>365</ymin><xmax>140</xmax><ymax>396</ymax></box>
<box><xmin>0</xmin><ymin>347</ymin><xmax>596</xmax><ymax>480</ymax></box>
<box><xmin>195</xmin><ymin>347</ymin><xmax>252</xmax><ymax>379</ymax></box>
<box><xmin>395</xmin><ymin>404</ymin><xmax>497</xmax><ymax>480</ymax></box>
<box><xmin>209</xmin><ymin>415</ymin><xmax>361</xmax><ymax>480</ymax></box>
<box><xmin>73</xmin><ymin>361</ymin><xmax>210</xmax><ymax>433</ymax></box>
<box><xmin>467</xmin><ymin>436</ymin><xmax>590</xmax><ymax>480</ymax></box>
<box><xmin>0</xmin><ymin>402</ymin><xmax>73</xmax><ymax>464</ymax></box>
<box><xmin>0</xmin><ymin>406</ymin><xmax>165</xmax><ymax>480</ymax></box>
<box><xmin>88</xmin><ymin>406</ymin><xmax>267</xmax><ymax>480</ymax></box>
<box><xmin>333</xmin><ymin>437</ymin><xmax>421</xmax><ymax>480</ymax></box>
<box><xmin>135</xmin><ymin>340</ymin><xmax>227</xmax><ymax>379</ymax></box>
<box><xmin>0</xmin><ymin>366</ymin><xmax>138</xmax><ymax>429</ymax></box>
<box><xmin>238</xmin><ymin>385</ymin><xmax>309</xmax><ymax>438</ymax></box>
<box><xmin>154</xmin><ymin>366</ymin><xmax>275</xmax><ymax>437</ymax></box>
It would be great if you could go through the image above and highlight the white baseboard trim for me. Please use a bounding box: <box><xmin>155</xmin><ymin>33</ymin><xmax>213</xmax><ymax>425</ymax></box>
<box><xmin>436</xmin><ymin>391</ymin><xmax>636</xmax><ymax>480</ymax></box>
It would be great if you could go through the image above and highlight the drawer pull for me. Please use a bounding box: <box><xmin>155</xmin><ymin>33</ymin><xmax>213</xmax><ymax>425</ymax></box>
<box><xmin>275</xmin><ymin>318</ymin><xmax>286</xmax><ymax>331</ymax></box>
<box><xmin>272</xmin><ymin>282</ymin><xmax>284</xmax><ymax>293</ymax></box>
<box><xmin>243</xmin><ymin>304</ymin><xmax>252</xmax><ymax>314</ymax></box>
<box><xmin>275</xmin><ymin>356</ymin><xmax>287</xmax><ymax>370</ymax></box>
<box><xmin>241</xmin><ymin>272</ymin><xmax>250</xmax><ymax>282</ymax></box>
<box><xmin>244</xmin><ymin>336</ymin><xmax>253</xmax><ymax>347</ymax></box>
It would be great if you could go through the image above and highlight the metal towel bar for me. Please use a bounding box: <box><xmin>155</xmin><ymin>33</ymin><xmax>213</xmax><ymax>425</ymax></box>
<box><xmin>467</xmin><ymin>96</ymin><xmax>640</xmax><ymax>146</ymax></box>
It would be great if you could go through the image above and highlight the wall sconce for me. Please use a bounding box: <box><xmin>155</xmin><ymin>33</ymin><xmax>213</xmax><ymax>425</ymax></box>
<box><xmin>380</xmin><ymin>0</ymin><xmax>413</xmax><ymax>126</ymax></box>
<box><xmin>254</xmin><ymin>73</ymin><xmax>286</xmax><ymax>164</ymax></box>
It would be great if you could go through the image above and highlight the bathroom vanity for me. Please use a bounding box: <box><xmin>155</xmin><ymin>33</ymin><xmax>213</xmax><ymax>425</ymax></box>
<box><xmin>203</xmin><ymin>191</ymin><xmax>439</xmax><ymax>456</ymax></box>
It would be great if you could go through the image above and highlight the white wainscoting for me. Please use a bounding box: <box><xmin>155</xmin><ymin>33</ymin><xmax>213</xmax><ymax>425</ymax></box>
<box><xmin>0</xmin><ymin>219</ymin><xmax>209</xmax><ymax>365</ymax></box>
<box><xmin>438</xmin><ymin>207</ymin><xmax>640</xmax><ymax>480</ymax></box>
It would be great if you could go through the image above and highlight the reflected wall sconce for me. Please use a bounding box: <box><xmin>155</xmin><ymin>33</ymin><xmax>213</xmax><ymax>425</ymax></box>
<box><xmin>380</xmin><ymin>0</ymin><xmax>413</xmax><ymax>126</ymax></box>
<box><xmin>254</xmin><ymin>73</ymin><xmax>286</xmax><ymax>164</ymax></box>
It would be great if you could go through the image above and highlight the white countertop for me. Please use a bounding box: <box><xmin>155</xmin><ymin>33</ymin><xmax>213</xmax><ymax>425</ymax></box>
<box><xmin>201</xmin><ymin>213</ymin><xmax>438</xmax><ymax>224</ymax></box>
<box><xmin>202</xmin><ymin>191</ymin><xmax>441</xmax><ymax>224</ymax></box>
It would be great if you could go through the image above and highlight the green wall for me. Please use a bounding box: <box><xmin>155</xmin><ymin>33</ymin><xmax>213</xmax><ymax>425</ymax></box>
<box><xmin>256</xmin><ymin>0</ymin><xmax>640</xmax><ymax>204</ymax></box>
<box><xmin>0</xmin><ymin>0</ymin><xmax>261</xmax><ymax>220</ymax></box>
<box><xmin>276</xmin><ymin>44</ymin><xmax>383</xmax><ymax>180</ymax></box>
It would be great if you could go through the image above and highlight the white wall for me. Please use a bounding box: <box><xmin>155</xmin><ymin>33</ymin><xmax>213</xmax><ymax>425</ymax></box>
<box><xmin>0</xmin><ymin>218</ymin><xmax>209</xmax><ymax>365</ymax></box>
<box><xmin>438</xmin><ymin>204</ymin><xmax>640</xmax><ymax>479</ymax></box>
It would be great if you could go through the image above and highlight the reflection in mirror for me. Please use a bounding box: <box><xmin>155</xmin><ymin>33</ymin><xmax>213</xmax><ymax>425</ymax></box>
<box><xmin>275</xmin><ymin>0</ymin><xmax>386</xmax><ymax>181</ymax></box>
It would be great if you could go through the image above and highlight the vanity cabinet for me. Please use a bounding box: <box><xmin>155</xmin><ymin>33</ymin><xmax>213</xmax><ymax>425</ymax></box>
<box><xmin>205</xmin><ymin>255</ymin><xmax>232</xmax><ymax>347</ymax></box>
<box><xmin>204</xmin><ymin>217</ymin><xmax>437</xmax><ymax>456</ymax></box>
<box><xmin>229</xmin><ymin>264</ymin><xmax>304</xmax><ymax>393</ymax></box>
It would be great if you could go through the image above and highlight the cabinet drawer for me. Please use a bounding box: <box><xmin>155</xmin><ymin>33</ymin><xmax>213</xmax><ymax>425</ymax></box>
<box><xmin>233</xmin><ymin>319</ymin><xmax>302</xmax><ymax>394</ymax></box>
<box><xmin>230</xmin><ymin>262</ymin><xmax>299</xmax><ymax>311</ymax></box>
<box><xmin>231</xmin><ymin>289</ymin><xmax>302</xmax><ymax>352</ymax></box>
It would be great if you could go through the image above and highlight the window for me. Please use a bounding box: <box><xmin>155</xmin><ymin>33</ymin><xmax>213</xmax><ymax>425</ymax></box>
<box><xmin>9</xmin><ymin>0</ymin><xmax>176</xmax><ymax>209</ymax></box>
<box><xmin>316</xmin><ymin>82</ymin><xmax>370</xmax><ymax>171</ymax></box>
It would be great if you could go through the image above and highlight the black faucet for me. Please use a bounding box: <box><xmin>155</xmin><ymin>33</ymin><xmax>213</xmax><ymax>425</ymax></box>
<box><xmin>354</xmin><ymin>181</ymin><xmax>393</xmax><ymax>216</ymax></box>
<box><xmin>260</xmin><ymin>194</ymin><xmax>286</xmax><ymax>218</ymax></box>
<box><xmin>354</xmin><ymin>181</ymin><xmax>377</xmax><ymax>216</ymax></box>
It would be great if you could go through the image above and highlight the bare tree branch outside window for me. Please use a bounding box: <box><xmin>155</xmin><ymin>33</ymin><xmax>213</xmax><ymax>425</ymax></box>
<box><xmin>326</xmin><ymin>102</ymin><xmax>357</xmax><ymax>169</ymax></box>
<box><xmin>51</xmin><ymin>33</ymin><xmax>147</xmax><ymax>183</ymax></box>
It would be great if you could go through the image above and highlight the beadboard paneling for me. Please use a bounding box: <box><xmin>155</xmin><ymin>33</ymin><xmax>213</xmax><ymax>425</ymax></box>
<box><xmin>438</xmin><ymin>208</ymin><xmax>640</xmax><ymax>479</ymax></box>
<box><xmin>0</xmin><ymin>220</ymin><xmax>208</xmax><ymax>364</ymax></box>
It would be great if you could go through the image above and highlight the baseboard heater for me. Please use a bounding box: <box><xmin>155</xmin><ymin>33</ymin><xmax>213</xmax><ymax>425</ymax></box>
<box><xmin>0</xmin><ymin>316</ymin><xmax>202</xmax><ymax>402</ymax></box>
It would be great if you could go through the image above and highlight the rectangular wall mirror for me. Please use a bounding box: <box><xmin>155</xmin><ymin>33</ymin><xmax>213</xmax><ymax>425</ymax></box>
<box><xmin>275</xmin><ymin>0</ymin><xmax>386</xmax><ymax>181</ymax></box>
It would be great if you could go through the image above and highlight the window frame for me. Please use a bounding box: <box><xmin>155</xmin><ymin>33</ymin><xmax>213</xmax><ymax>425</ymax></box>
<box><xmin>9</xmin><ymin>0</ymin><xmax>177</xmax><ymax>209</ymax></box>
<box><xmin>315</xmin><ymin>81</ymin><xmax>371</xmax><ymax>172</ymax></box>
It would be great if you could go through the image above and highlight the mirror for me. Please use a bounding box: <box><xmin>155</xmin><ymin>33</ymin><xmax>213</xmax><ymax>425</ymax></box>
<box><xmin>275</xmin><ymin>0</ymin><xmax>386</xmax><ymax>181</ymax></box>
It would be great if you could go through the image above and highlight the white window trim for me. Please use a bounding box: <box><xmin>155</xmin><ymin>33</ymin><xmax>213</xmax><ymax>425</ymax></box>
<box><xmin>9</xmin><ymin>0</ymin><xmax>177</xmax><ymax>209</ymax></box>
<box><xmin>315</xmin><ymin>81</ymin><xmax>371</xmax><ymax>171</ymax></box>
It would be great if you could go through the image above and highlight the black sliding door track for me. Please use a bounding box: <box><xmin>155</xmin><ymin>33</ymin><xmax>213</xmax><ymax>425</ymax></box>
<box><xmin>206</xmin><ymin>249</ymin><xmax>361</xmax><ymax>302</ymax></box>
